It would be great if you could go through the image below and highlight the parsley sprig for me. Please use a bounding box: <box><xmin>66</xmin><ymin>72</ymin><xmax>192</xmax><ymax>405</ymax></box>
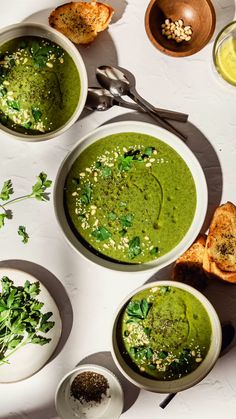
<box><xmin>0</xmin><ymin>276</ymin><xmax>55</xmax><ymax>366</ymax></box>
<box><xmin>0</xmin><ymin>172</ymin><xmax>52</xmax><ymax>238</ymax></box>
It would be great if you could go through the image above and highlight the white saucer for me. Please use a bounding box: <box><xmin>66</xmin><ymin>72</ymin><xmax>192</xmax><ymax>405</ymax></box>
<box><xmin>55</xmin><ymin>364</ymin><xmax>124</xmax><ymax>419</ymax></box>
<box><xmin>0</xmin><ymin>268</ymin><xmax>62</xmax><ymax>383</ymax></box>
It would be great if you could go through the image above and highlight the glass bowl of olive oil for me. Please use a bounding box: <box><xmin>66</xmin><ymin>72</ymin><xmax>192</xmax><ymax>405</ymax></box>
<box><xmin>213</xmin><ymin>21</ymin><xmax>236</xmax><ymax>87</ymax></box>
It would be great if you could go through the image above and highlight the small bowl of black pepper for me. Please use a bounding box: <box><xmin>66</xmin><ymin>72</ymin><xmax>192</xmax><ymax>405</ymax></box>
<box><xmin>55</xmin><ymin>364</ymin><xmax>124</xmax><ymax>419</ymax></box>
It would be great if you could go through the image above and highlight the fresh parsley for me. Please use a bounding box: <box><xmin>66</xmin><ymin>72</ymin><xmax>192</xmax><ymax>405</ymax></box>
<box><xmin>0</xmin><ymin>173</ymin><xmax>52</xmax><ymax>236</ymax></box>
<box><xmin>128</xmin><ymin>236</ymin><xmax>141</xmax><ymax>259</ymax></box>
<box><xmin>18</xmin><ymin>225</ymin><xmax>29</xmax><ymax>244</ymax></box>
<box><xmin>92</xmin><ymin>226</ymin><xmax>111</xmax><ymax>241</ymax></box>
<box><xmin>0</xmin><ymin>276</ymin><xmax>55</xmax><ymax>366</ymax></box>
<box><xmin>80</xmin><ymin>183</ymin><xmax>92</xmax><ymax>205</ymax></box>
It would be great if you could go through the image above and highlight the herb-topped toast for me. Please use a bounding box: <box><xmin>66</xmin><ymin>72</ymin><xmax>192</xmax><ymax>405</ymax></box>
<box><xmin>203</xmin><ymin>201</ymin><xmax>236</xmax><ymax>282</ymax></box>
<box><xmin>49</xmin><ymin>1</ymin><xmax>114</xmax><ymax>45</ymax></box>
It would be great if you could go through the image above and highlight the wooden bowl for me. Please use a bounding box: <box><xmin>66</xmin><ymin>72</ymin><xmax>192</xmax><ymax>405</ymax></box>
<box><xmin>145</xmin><ymin>0</ymin><xmax>216</xmax><ymax>57</ymax></box>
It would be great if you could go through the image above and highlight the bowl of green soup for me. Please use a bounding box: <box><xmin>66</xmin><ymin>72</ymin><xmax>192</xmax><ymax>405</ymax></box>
<box><xmin>54</xmin><ymin>120</ymin><xmax>207</xmax><ymax>272</ymax></box>
<box><xmin>112</xmin><ymin>281</ymin><xmax>222</xmax><ymax>393</ymax></box>
<box><xmin>0</xmin><ymin>23</ymin><xmax>87</xmax><ymax>140</ymax></box>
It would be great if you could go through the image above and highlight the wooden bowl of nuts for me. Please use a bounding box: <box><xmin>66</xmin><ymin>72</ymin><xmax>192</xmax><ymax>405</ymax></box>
<box><xmin>145</xmin><ymin>0</ymin><xmax>216</xmax><ymax>57</ymax></box>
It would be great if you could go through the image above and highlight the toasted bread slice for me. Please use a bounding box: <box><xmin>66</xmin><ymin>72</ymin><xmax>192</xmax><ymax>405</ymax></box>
<box><xmin>203</xmin><ymin>202</ymin><xmax>236</xmax><ymax>282</ymax></box>
<box><xmin>172</xmin><ymin>234</ymin><xmax>207</xmax><ymax>289</ymax></box>
<box><xmin>49</xmin><ymin>1</ymin><xmax>114</xmax><ymax>45</ymax></box>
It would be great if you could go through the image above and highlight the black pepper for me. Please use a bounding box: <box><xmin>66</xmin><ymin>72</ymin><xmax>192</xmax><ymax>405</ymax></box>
<box><xmin>70</xmin><ymin>371</ymin><xmax>109</xmax><ymax>404</ymax></box>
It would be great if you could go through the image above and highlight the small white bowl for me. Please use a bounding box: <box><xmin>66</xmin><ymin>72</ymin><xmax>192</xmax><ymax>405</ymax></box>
<box><xmin>0</xmin><ymin>23</ymin><xmax>88</xmax><ymax>141</ymax></box>
<box><xmin>54</xmin><ymin>120</ymin><xmax>208</xmax><ymax>273</ymax></box>
<box><xmin>111</xmin><ymin>281</ymin><xmax>222</xmax><ymax>393</ymax></box>
<box><xmin>55</xmin><ymin>364</ymin><xmax>124</xmax><ymax>419</ymax></box>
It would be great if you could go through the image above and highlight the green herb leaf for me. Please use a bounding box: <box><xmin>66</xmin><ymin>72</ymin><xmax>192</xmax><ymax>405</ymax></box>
<box><xmin>30</xmin><ymin>335</ymin><xmax>51</xmax><ymax>346</ymax></box>
<box><xmin>108</xmin><ymin>212</ymin><xmax>116</xmax><ymax>221</ymax></box>
<box><xmin>95</xmin><ymin>161</ymin><xmax>101</xmax><ymax>169</ymax></box>
<box><xmin>18</xmin><ymin>225</ymin><xmax>29</xmax><ymax>244</ymax></box>
<box><xmin>22</xmin><ymin>121</ymin><xmax>32</xmax><ymax>130</ymax></box>
<box><xmin>120</xmin><ymin>213</ymin><xmax>133</xmax><ymax>227</ymax></box>
<box><xmin>0</xmin><ymin>86</ymin><xmax>7</xmax><ymax>97</ymax></box>
<box><xmin>144</xmin><ymin>147</ymin><xmax>154</xmax><ymax>157</ymax></box>
<box><xmin>101</xmin><ymin>166</ymin><xmax>112</xmax><ymax>178</ymax></box>
<box><xmin>159</xmin><ymin>350</ymin><xmax>168</xmax><ymax>359</ymax></box>
<box><xmin>119</xmin><ymin>228</ymin><xmax>127</xmax><ymax>237</ymax></box>
<box><xmin>0</xmin><ymin>213</ymin><xmax>7</xmax><ymax>228</ymax></box>
<box><xmin>128</xmin><ymin>236</ymin><xmax>141</xmax><ymax>259</ymax></box>
<box><xmin>150</xmin><ymin>246</ymin><xmax>159</xmax><ymax>256</ymax></box>
<box><xmin>92</xmin><ymin>226</ymin><xmax>111</xmax><ymax>241</ymax></box>
<box><xmin>118</xmin><ymin>156</ymin><xmax>134</xmax><ymax>172</ymax></box>
<box><xmin>131</xmin><ymin>346</ymin><xmax>153</xmax><ymax>361</ymax></box>
<box><xmin>127</xmin><ymin>298</ymin><xmax>152</xmax><ymax>320</ymax></box>
<box><xmin>32</xmin><ymin>107</ymin><xmax>42</xmax><ymax>122</ymax></box>
<box><xmin>7</xmin><ymin>100</ymin><xmax>20</xmax><ymax>111</ymax></box>
<box><xmin>0</xmin><ymin>180</ymin><xmax>13</xmax><ymax>201</ymax></box>
<box><xmin>31</xmin><ymin>172</ymin><xmax>52</xmax><ymax>201</ymax></box>
<box><xmin>160</xmin><ymin>286</ymin><xmax>171</xmax><ymax>295</ymax></box>
<box><xmin>143</xmin><ymin>327</ymin><xmax>152</xmax><ymax>337</ymax></box>
<box><xmin>80</xmin><ymin>183</ymin><xmax>92</xmax><ymax>205</ymax></box>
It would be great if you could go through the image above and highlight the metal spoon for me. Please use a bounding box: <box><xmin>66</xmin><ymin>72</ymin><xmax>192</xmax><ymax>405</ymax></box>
<box><xmin>86</xmin><ymin>87</ymin><xmax>141</xmax><ymax>112</ymax></box>
<box><xmin>96</xmin><ymin>65</ymin><xmax>188</xmax><ymax>141</ymax></box>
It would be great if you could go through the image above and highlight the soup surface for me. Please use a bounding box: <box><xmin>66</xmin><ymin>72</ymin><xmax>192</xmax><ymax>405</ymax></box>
<box><xmin>119</xmin><ymin>285</ymin><xmax>212</xmax><ymax>380</ymax></box>
<box><xmin>0</xmin><ymin>36</ymin><xmax>81</xmax><ymax>134</ymax></box>
<box><xmin>64</xmin><ymin>133</ymin><xmax>197</xmax><ymax>263</ymax></box>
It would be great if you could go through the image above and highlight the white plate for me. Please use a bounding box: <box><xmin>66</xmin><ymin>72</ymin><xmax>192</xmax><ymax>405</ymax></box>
<box><xmin>55</xmin><ymin>364</ymin><xmax>124</xmax><ymax>419</ymax></box>
<box><xmin>0</xmin><ymin>268</ymin><xmax>62</xmax><ymax>383</ymax></box>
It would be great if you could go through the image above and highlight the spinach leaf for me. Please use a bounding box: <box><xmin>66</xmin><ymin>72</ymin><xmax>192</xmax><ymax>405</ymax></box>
<box><xmin>128</xmin><ymin>236</ymin><xmax>141</xmax><ymax>259</ymax></box>
<box><xmin>130</xmin><ymin>346</ymin><xmax>154</xmax><ymax>361</ymax></box>
<box><xmin>92</xmin><ymin>226</ymin><xmax>111</xmax><ymax>241</ymax></box>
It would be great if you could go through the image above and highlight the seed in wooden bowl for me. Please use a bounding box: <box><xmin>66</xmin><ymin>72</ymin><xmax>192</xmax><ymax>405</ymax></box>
<box><xmin>161</xmin><ymin>18</ymin><xmax>193</xmax><ymax>43</ymax></box>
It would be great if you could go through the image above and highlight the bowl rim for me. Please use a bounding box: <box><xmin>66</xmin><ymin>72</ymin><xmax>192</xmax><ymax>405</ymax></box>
<box><xmin>0</xmin><ymin>22</ymin><xmax>88</xmax><ymax>141</ymax></box>
<box><xmin>55</xmin><ymin>364</ymin><xmax>124</xmax><ymax>419</ymax></box>
<box><xmin>111</xmin><ymin>280</ymin><xmax>222</xmax><ymax>393</ymax></box>
<box><xmin>53</xmin><ymin>120</ymin><xmax>208</xmax><ymax>273</ymax></box>
<box><xmin>144</xmin><ymin>0</ymin><xmax>216</xmax><ymax>57</ymax></box>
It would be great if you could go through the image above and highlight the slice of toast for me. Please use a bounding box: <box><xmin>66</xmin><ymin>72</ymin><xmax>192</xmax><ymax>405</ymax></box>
<box><xmin>203</xmin><ymin>202</ymin><xmax>236</xmax><ymax>283</ymax></box>
<box><xmin>49</xmin><ymin>1</ymin><xmax>114</xmax><ymax>45</ymax></box>
<box><xmin>172</xmin><ymin>234</ymin><xmax>207</xmax><ymax>289</ymax></box>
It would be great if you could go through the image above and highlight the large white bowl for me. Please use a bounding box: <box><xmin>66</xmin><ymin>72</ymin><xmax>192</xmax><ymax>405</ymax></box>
<box><xmin>0</xmin><ymin>23</ymin><xmax>88</xmax><ymax>141</ymax></box>
<box><xmin>111</xmin><ymin>281</ymin><xmax>222</xmax><ymax>393</ymax></box>
<box><xmin>54</xmin><ymin>121</ymin><xmax>208</xmax><ymax>272</ymax></box>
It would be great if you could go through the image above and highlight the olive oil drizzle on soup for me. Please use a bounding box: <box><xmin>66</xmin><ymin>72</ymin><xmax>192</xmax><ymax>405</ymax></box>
<box><xmin>0</xmin><ymin>36</ymin><xmax>81</xmax><ymax>134</ymax></box>
<box><xmin>64</xmin><ymin>133</ymin><xmax>197</xmax><ymax>264</ymax></box>
<box><xmin>120</xmin><ymin>286</ymin><xmax>212</xmax><ymax>380</ymax></box>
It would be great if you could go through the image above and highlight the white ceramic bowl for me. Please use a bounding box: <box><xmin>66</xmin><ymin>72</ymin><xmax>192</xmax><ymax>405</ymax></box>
<box><xmin>54</xmin><ymin>121</ymin><xmax>208</xmax><ymax>272</ymax></box>
<box><xmin>55</xmin><ymin>364</ymin><xmax>124</xmax><ymax>419</ymax></box>
<box><xmin>111</xmin><ymin>280</ymin><xmax>222</xmax><ymax>393</ymax></box>
<box><xmin>0</xmin><ymin>23</ymin><xmax>88</xmax><ymax>141</ymax></box>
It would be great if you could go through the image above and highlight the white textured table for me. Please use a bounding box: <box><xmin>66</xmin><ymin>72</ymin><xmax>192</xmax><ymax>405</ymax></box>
<box><xmin>1</xmin><ymin>1</ymin><xmax>236</xmax><ymax>418</ymax></box>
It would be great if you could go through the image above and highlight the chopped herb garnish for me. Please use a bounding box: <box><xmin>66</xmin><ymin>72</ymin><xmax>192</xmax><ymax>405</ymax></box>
<box><xmin>160</xmin><ymin>286</ymin><xmax>171</xmax><ymax>294</ymax></box>
<box><xmin>118</xmin><ymin>156</ymin><xmax>134</xmax><ymax>172</ymax></box>
<box><xmin>108</xmin><ymin>212</ymin><xmax>116</xmax><ymax>221</ymax></box>
<box><xmin>150</xmin><ymin>246</ymin><xmax>159</xmax><ymax>256</ymax></box>
<box><xmin>0</xmin><ymin>86</ymin><xmax>7</xmax><ymax>97</ymax></box>
<box><xmin>144</xmin><ymin>327</ymin><xmax>152</xmax><ymax>337</ymax></box>
<box><xmin>92</xmin><ymin>226</ymin><xmax>111</xmax><ymax>241</ymax></box>
<box><xmin>101</xmin><ymin>166</ymin><xmax>112</xmax><ymax>178</ymax></box>
<box><xmin>81</xmin><ymin>183</ymin><xmax>92</xmax><ymax>205</ymax></box>
<box><xmin>22</xmin><ymin>121</ymin><xmax>32</xmax><ymax>130</ymax></box>
<box><xmin>18</xmin><ymin>225</ymin><xmax>29</xmax><ymax>244</ymax></box>
<box><xmin>119</xmin><ymin>228</ymin><xmax>127</xmax><ymax>237</ymax></box>
<box><xmin>7</xmin><ymin>100</ymin><xmax>20</xmax><ymax>111</ymax></box>
<box><xmin>130</xmin><ymin>346</ymin><xmax>153</xmax><ymax>361</ymax></box>
<box><xmin>159</xmin><ymin>350</ymin><xmax>168</xmax><ymax>359</ymax></box>
<box><xmin>95</xmin><ymin>161</ymin><xmax>102</xmax><ymax>169</ymax></box>
<box><xmin>128</xmin><ymin>236</ymin><xmax>141</xmax><ymax>259</ymax></box>
<box><xmin>32</xmin><ymin>107</ymin><xmax>42</xmax><ymax>122</ymax></box>
<box><xmin>119</xmin><ymin>213</ymin><xmax>133</xmax><ymax>227</ymax></box>
<box><xmin>124</xmin><ymin>330</ymin><xmax>129</xmax><ymax>337</ymax></box>
<box><xmin>144</xmin><ymin>147</ymin><xmax>155</xmax><ymax>157</ymax></box>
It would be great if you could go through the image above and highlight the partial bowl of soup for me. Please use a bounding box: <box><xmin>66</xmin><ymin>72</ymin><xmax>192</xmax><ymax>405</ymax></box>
<box><xmin>112</xmin><ymin>281</ymin><xmax>222</xmax><ymax>393</ymax></box>
<box><xmin>54</xmin><ymin>120</ymin><xmax>208</xmax><ymax>272</ymax></box>
<box><xmin>0</xmin><ymin>23</ymin><xmax>87</xmax><ymax>141</ymax></box>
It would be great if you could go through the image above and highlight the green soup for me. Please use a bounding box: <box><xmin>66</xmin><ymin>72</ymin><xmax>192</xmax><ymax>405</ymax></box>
<box><xmin>0</xmin><ymin>36</ymin><xmax>81</xmax><ymax>134</ymax></box>
<box><xmin>119</xmin><ymin>286</ymin><xmax>212</xmax><ymax>380</ymax></box>
<box><xmin>64</xmin><ymin>133</ymin><xmax>197</xmax><ymax>263</ymax></box>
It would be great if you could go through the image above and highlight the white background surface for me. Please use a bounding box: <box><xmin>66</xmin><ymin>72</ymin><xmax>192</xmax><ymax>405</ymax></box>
<box><xmin>0</xmin><ymin>0</ymin><xmax>236</xmax><ymax>418</ymax></box>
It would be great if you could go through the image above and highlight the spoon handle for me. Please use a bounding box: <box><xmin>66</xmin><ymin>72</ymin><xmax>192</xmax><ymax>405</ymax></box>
<box><xmin>130</xmin><ymin>93</ymin><xmax>187</xmax><ymax>141</ymax></box>
<box><xmin>134</xmin><ymin>92</ymin><xmax>188</xmax><ymax>122</ymax></box>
